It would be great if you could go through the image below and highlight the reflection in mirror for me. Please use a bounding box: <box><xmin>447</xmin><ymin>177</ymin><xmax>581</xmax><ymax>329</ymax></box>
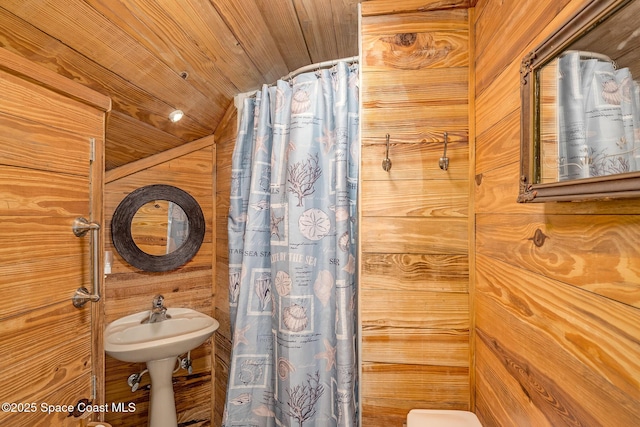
<box><xmin>131</xmin><ymin>201</ymin><xmax>189</xmax><ymax>255</ymax></box>
<box><xmin>519</xmin><ymin>0</ymin><xmax>640</xmax><ymax>202</ymax></box>
<box><xmin>539</xmin><ymin>10</ymin><xmax>640</xmax><ymax>183</ymax></box>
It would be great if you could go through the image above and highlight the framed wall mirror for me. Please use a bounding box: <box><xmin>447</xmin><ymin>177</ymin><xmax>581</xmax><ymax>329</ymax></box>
<box><xmin>519</xmin><ymin>0</ymin><xmax>640</xmax><ymax>202</ymax></box>
<box><xmin>111</xmin><ymin>184</ymin><xmax>205</xmax><ymax>272</ymax></box>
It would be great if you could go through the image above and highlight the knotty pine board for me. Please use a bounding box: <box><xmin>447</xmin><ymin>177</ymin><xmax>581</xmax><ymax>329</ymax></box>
<box><xmin>473</xmin><ymin>2</ymin><xmax>640</xmax><ymax>424</ymax></box>
<box><xmin>476</xmin><ymin>212</ymin><xmax>640</xmax><ymax>308</ymax></box>
<box><xmin>475</xmin><ymin>254</ymin><xmax>640</xmax><ymax>426</ymax></box>
<box><xmin>361</xmin><ymin>5</ymin><xmax>471</xmax><ymax>425</ymax></box>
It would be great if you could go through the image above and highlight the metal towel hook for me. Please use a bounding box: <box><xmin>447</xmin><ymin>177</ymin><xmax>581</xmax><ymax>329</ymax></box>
<box><xmin>439</xmin><ymin>132</ymin><xmax>449</xmax><ymax>171</ymax></box>
<box><xmin>382</xmin><ymin>133</ymin><xmax>392</xmax><ymax>172</ymax></box>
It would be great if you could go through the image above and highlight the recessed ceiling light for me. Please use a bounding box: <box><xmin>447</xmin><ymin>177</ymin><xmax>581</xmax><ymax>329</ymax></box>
<box><xmin>169</xmin><ymin>109</ymin><xmax>184</xmax><ymax>122</ymax></box>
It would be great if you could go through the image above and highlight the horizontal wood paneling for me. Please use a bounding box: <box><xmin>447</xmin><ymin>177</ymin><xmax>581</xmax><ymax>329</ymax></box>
<box><xmin>362</xmin><ymin>253</ymin><xmax>469</xmax><ymax>293</ymax></box>
<box><xmin>363</xmin><ymin>33</ymin><xmax>467</xmax><ymax>70</ymax></box>
<box><xmin>361</xmin><ymin>6</ymin><xmax>471</xmax><ymax>425</ymax></box>
<box><xmin>474</xmin><ymin>1</ymin><xmax>640</xmax><ymax>426</ymax></box>
<box><xmin>1</xmin><ymin>375</ymin><xmax>92</xmax><ymax>426</ymax></box>
<box><xmin>104</xmin><ymin>143</ymin><xmax>215</xmax><ymax>426</ymax></box>
<box><xmin>362</xmin><ymin>140</ymin><xmax>469</xmax><ymax>180</ymax></box>
<box><xmin>474</xmin><ymin>108</ymin><xmax>519</xmax><ymax>176</ymax></box>
<box><xmin>362</xmin><ymin>362</ymin><xmax>469</xmax><ymax>401</ymax></box>
<box><xmin>0</xmin><ymin>68</ymin><xmax>104</xmax><ymax>137</ymax></box>
<box><xmin>361</xmin><ymin>289</ymin><xmax>469</xmax><ymax>329</ymax></box>
<box><xmin>0</xmin><ymin>54</ymin><xmax>103</xmax><ymax>427</ymax></box>
<box><xmin>0</xmin><ymin>166</ymin><xmax>89</xmax><ymax>216</ymax></box>
<box><xmin>362</xmin><ymin>327</ymin><xmax>469</xmax><ymax>366</ymax></box>
<box><xmin>475</xmin><ymin>255</ymin><xmax>640</xmax><ymax>426</ymax></box>
<box><xmin>361</xmin><ymin>216</ymin><xmax>468</xmax><ymax>254</ymax></box>
<box><xmin>362</xmin><ymin>396</ymin><xmax>466</xmax><ymax>427</ymax></box>
<box><xmin>476</xmin><ymin>213</ymin><xmax>640</xmax><ymax>308</ymax></box>
<box><xmin>364</xmin><ymin>67</ymin><xmax>468</xmax><ymax>108</ymax></box>
<box><xmin>0</xmin><ymin>46</ymin><xmax>111</xmax><ymax>112</ymax></box>
<box><xmin>474</xmin><ymin>0</ymin><xmax>572</xmax><ymax>97</ymax></box>
<box><xmin>0</xmin><ymin>112</ymin><xmax>91</xmax><ymax>175</ymax></box>
<box><xmin>362</xmin><ymin>105</ymin><xmax>469</xmax><ymax>142</ymax></box>
<box><xmin>361</xmin><ymin>0</ymin><xmax>471</xmax><ymax>16</ymax></box>
<box><xmin>362</xmin><ymin>178</ymin><xmax>468</xmax><ymax>217</ymax></box>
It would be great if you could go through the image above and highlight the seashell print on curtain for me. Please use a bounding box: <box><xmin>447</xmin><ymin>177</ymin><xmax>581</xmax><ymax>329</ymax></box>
<box><xmin>225</xmin><ymin>61</ymin><xmax>359</xmax><ymax>427</ymax></box>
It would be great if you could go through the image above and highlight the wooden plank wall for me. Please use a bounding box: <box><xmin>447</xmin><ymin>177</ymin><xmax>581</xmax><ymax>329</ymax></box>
<box><xmin>212</xmin><ymin>104</ymin><xmax>237</xmax><ymax>427</ymax></box>
<box><xmin>103</xmin><ymin>140</ymin><xmax>215</xmax><ymax>427</ymax></box>
<box><xmin>473</xmin><ymin>0</ymin><xmax>640</xmax><ymax>425</ymax></box>
<box><xmin>360</xmin><ymin>2</ymin><xmax>471</xmax><ymax>425</ymax></box>
<box><xmin>0</xmin><ymin>48</ymin><xmax>108</xmax><ymax>426</ymax></box>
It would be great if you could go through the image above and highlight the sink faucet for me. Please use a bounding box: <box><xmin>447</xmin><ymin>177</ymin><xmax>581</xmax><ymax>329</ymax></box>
<box><xmin>142</xmin><ymin>295</ymin><xmax>171</xmax><ymax>324</ymax></box>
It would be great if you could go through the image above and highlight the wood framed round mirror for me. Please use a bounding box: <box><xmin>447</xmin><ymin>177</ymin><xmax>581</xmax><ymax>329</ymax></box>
<box><xmin>111</xmin><ymin>184</ymin><xmax>205</xmax><ymax>272</ymax></box>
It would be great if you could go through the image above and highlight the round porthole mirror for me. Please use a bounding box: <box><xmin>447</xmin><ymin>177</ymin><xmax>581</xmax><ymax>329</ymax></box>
<box><xmin>111</xmin><ymin>184</ymin><xmax>205</xmax><ymax>272</ymax></box>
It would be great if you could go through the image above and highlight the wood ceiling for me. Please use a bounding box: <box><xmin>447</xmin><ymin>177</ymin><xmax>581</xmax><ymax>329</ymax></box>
<box><xmin>0</xmin><ymin>0</ymin><xmax>359</xmax><ymax>170</ymax></box>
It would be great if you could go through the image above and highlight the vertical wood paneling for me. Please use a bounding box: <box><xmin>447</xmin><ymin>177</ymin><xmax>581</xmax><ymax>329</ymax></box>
<box><xmin>0</xmin><ymin>48</ymin><xmax>108</xmax><ymax>426</ymax></box>
<box><xmin>361</xmin><ymin>5</ymin><xmax>471</xmax><ymax>426</ymax></box>
<box><xmin>474</xmin><ymin>1</ymin><xmax>640</xmax><ymax>426</ymax></box>
<box><xmin>103</xmin><ymin>143</ymin><xmax>215</xmax><ymax>426</ymax></box>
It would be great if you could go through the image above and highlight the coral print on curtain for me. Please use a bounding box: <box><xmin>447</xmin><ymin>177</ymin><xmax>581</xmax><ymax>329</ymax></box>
<box><xmin>225</xmin><ymin>61</ymin><xmax>359</xmax><ymax>427</ymax></box>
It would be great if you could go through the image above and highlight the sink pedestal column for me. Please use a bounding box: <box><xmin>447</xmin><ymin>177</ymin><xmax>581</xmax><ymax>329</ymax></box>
<box><xmin>146</xmin><ymin>357</ymin><xmax>178</xmax><ymax>427</ymax></box>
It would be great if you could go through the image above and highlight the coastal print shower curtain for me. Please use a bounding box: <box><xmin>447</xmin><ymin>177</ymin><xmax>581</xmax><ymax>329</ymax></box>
<box><xmin>558</xmin><ymin>51</ymin><xmax>640</xmax><ymax>180</ymax></box>
<box><xmin>225</xmin><ymin>61</ymin><xmax>359</xmax><ymax>427</ymax></box>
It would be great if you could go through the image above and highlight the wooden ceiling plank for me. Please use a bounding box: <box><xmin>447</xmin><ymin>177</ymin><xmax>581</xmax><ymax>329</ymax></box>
<box><xmin>0</xmin><ymin>7</ymin><xmax>212</xmax><ymax>158</ymax></box>
<box><xmin>210</xmin><ymin>0</ymin><xmax>289</xmax><ymax>83</ymax></box>
<box><xmin>293</xmin><ymin>0</ymin><xmax>340</xmax><ymax>63</ymax></box>
<box><xmin>1</xmin><ymin>0</ymin><xmax>362</xmax><ymax>169</ymax></box>
<box><xmin>168</xmin><ymin>0</ymin><xmax>268</xmax><ymax>93</ymax></box>
<box><xmin>253</xmin><ymin>0</ymin><xmax>312</xmax><ymax>72</ymax></box>
<box><xmin>105</xmin><ymin>111</ymin><xmax>213</xmax><ymax>170</ymax></box>
<box><xmin>330</xmin><ymin>0</ymin><xmax>360</xmax><ymax>59</ymax></box>
<box><xmin>105</xmin><ymin>111</ymin><xmax>186</xmax><ymax>170</ymax></box>
<box><xmin>2</xmin><ymin>0</ymin><xmax>225</xmax><ymax>128</ymax></box>
<box><xmin>106</xmin><ymin>134</ymin><xmax>215</xmax><ymax>183</ymax></box>
<box><xmin>86</xmin><ymin>0</ymin><xmax>239</xmax><ymax>100</ymax></box>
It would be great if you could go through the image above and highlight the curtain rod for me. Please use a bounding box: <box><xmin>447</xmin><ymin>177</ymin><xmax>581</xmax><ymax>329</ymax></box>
<box><xmin>278</xmin><ymin>55</ymin><xmax>359</xmax><ymax>83</ymax></box>
<box><xmin>235</xmin><ymin>55</ymin><xmax>360</xmax><ymax>106</ymax></box>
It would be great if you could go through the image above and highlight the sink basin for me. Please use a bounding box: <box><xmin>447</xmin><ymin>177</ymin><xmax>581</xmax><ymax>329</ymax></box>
<box><xmin>104</xmin><ymin>307</ymin><xmax>219</xmax><ymax>363</ymax></box>
<box><xmin>105</xmin><ymin>306</ymin><xmax>219</xmax><ymax>427</ymax></box>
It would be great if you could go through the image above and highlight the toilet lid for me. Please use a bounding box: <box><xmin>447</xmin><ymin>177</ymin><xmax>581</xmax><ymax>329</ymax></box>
<box><xmin>407</xmin><ymin>409</ymin><xmax>483</xmax><ymax>427</ymax></box>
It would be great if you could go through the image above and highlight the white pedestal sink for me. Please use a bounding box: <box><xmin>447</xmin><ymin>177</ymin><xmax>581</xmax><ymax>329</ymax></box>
<box><xmin>104</xmin><ymin>307</ymin><xmax>219</xmax><ymax>427</ymax></box>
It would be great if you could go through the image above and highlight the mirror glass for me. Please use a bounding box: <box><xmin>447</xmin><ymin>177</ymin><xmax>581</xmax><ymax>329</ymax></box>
<box><xmin>131</xmin><ymin>201</ymin><xmax>189</xmax><ymax>255</ymax></box>
<box><xmin>519</xmin><ymin>0</ymin><xmax>640</xmax><ymax>202</ymax></box>
<box><xmin>539</xmin><ymin>2</ymin><xmax>640</xmax><ymax>183</ymax></box>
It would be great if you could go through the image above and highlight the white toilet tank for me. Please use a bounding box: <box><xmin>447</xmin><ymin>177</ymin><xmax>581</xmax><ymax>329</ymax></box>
<box><xmin>407</xmin><ymin>409</ymin><xmax>483</xmax><ymax>427</ymax></box>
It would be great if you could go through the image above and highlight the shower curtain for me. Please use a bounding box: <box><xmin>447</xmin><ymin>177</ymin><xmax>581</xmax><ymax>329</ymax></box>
<box><xmin>558</xmin><ymin>51</ymin><xmax>640</xmax><ymax>180</ymax></box>
<box><xmin>225</xmin><ymin>61</ymin><xmax>359</xmax><ymax>427</ymax></box>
